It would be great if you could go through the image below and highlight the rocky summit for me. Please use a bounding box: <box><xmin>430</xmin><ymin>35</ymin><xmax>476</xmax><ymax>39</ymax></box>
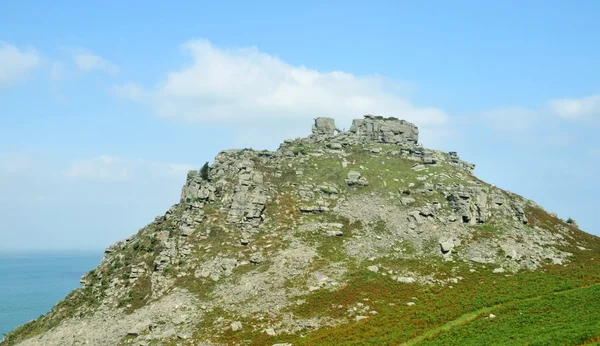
<box><xmin>3</xmin><ymin>115</ymin><xmax>600</xmax><ymax>346</ymax></box>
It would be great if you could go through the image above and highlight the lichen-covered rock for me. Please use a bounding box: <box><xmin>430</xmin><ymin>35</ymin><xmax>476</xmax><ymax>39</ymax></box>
<box><xmin>312</xmin><ymin>117</ymin><xmax>338</xmax><ymax>136</ymax></box>
<box><xmin>345</xmin><ymin>171</ymin><xmax>369</xmax><ymax>186</ymax></box>
<box><xmin>349</xmin><ymin>115</ymin><xmax>419</xmax><ymax>145</ymax></box>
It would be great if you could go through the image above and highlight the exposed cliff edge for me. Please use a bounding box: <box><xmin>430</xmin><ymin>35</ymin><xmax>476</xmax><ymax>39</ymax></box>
<box><xmin>3</xmin><ymin>115</ymin><xmax>599</xmax><ymax>346</ymax></box>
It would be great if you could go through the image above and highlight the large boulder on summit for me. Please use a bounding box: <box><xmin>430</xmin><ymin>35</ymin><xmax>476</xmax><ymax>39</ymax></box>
<box><xmin>349</xmin><ymin>115</ymin><xmax>419</xmax><ymax>145</ymax></box>
<box><xmin>312</xmin><ymin>117</ymin><xmax>338</xmax><ymax>136</ymax></box>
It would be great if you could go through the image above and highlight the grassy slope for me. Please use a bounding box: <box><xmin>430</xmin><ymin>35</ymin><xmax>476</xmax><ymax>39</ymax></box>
<box><xmin>255</xmin><ymin>242</ymin><xmax>600</xmax><ymax>346</ymax></box>
<box><xmin>237</xmin><ymin>144</ymin><xmax>600</xmax><ymax>345</ymax></box>
<box><xmin>415</xmin><ymin>283</ymin><xmax>600</xmax><ymax>346</ymax></box>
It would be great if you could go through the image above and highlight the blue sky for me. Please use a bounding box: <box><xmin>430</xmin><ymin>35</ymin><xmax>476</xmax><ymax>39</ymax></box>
<box><xmin>1</xmin><ymin>1</ymin><xmax>599</xmax><ymax>250</ymax></box>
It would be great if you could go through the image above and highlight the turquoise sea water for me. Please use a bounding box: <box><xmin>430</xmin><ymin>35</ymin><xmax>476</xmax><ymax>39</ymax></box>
<box><xmin>0</xmin><ymin>251</ymin><xmax>102</xmax><ymax>337</ymax></box>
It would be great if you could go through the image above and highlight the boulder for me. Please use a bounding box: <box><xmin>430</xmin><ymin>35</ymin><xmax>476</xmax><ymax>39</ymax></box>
<box><xmin>420</xmin><ymin>205</ymin><xmax>435</xmax><ymax>217</ymax></box>
<box><xmin>312</xmin><ymin>117</ymin><xmax>338</xmax><ymax>135</ymax></box>
<box><xmin>349</xmin><ymin>115</ymin><xmax>419</xmax><ymax>145</ymax></box>
<box><xmin>346</xmin><ymin>171</ymin><xmax>369</xmax><ymax>186</ymax></box>
<box><xmin>401</xmin><ymin>197</ymin><xmax>416</xmax><ymax>205</ymax></box>
<box><xmin>230</xmin><ymin>321</ymin><xmax>243</xmax><ymax>331</ymax></box>
<box><xmin>440</xmin><ymin>239</ymin><xmax>454</xmax><ymax>254</ymax></box>
<box><xmin>367</xmin><ymin>265</ymin><xmax>379</xmax><ymax>273</ymax></box>
<box><xmin>397</xmin><ymin>277</ymin><xmax>416</xmax><ymax>283</ymax></box>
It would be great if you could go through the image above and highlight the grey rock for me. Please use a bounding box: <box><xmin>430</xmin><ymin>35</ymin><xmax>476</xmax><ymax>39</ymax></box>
<box><xmin>314</xmin><ymin>272</ymin><xmax>329</xmax><ymax>283</ymax></box>
<box><xmin>408</xmin><ymin>211</ymin><xmax>424</xmax><ymax>225</ymax></box>
<box><xmin>318</xmin><ymin>184</ymin><xmax>339</xmax><ymax>195</ymax></box>
<box><xmin>446</xmin><ymin>185</ymin><xmax>491</xmax><ymax>224</ymax></box>
<box><xmin>297</xmin><ymin>185</ymin><xmax>315</xmax><ymax>201</ymax></box>
<box><xmin>172</xmin><ymin>316</ymin><xmax>186</xmax><ymax>325</ymax></box>
<box><xmin>230</xmin><ymin>321</ymin><xmax>243</xmax><ymax>331</ymax></box>
<box><xmin>127</xmin><ymin>319</ymin><xmax>152</xmax><ymax>336</ymax></box>
<box><xmin>401</xmin><ymin>197</ymin><xmax>416</xmax><ymax>205</ymax></box>
<box><xmin>250</xmin><ymin>253</ymin><xmax>264</xmax><ymax>265</ymax></box>
<box><xmin>312</xmin><ymin>117</ymin><xmax>338</xmax><ymax>135</ymax></box>
<box><xmin>440</xmin><ymin>239</ymin><xmax>454</xmax><ymax>254</ymax></box>
<box><xmin>349</xmin><ymin>115</ymin><xmax>419</xmax><ymax>145</ymax></box>
<box><xmin>423</xmin><ymin>156</ymin><xmax>436</xmax><ymax>164</ymax></box>
<box><xmin>299</xmin><ymin>205</ymin><xmax>330</xmax><ymax>213</ymax></box>
<box><xmin>420</xmin><ymin>206</ymin><xmax>435</xmax><ymax>217</ymax></box>
<box><xmin>345</xmin><ymin>171</ymin><xmax>369</xmax><ymax>187</ymax></box>
<box><xmin>347</xmin><ymin>171</ymin><xmax>361</xmax><ymax>181</ymax></box>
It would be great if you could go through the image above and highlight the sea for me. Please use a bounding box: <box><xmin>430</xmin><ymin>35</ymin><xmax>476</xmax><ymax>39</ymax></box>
<box><xmin>0</xmin><ymin>250</ymin><xmax>103</xmax><ymax>338</ymax></box>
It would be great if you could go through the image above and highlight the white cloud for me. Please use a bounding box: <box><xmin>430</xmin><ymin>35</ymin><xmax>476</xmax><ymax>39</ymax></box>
<box><xmin>548</xmin><ymin>95</ymin><xmax>600</xmax><ymax>119</ymax></box>
<box><xmin>480</xmin><ymin>107</ymin><xmax>541</xmax><ymax>133</ymax></box>
<box><xmin>63</xmin><ymin>156</ymin><xmax>194</xmax><ymax>182</ymax></box>
<box><xmin>72</xmin><ymin>49</ymin><xmax>118</xmax><ymax>74</ymax></box>
<box><xmin>114</xmin><ymin>39</ymin><xmax>449</xmax><ymax>131</ymax></box>
<box><xmin>0</xmin><ymin>42</ymin><xmax>42</xmax><ymax>87</ymax></box>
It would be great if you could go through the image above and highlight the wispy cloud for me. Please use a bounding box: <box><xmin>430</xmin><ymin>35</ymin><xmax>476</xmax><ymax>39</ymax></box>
<box><xmin>0</xmin><ymin>42</ymin><xmax>42</xmax><ymax>88</ymax></box>
<box><xmin>113</xmin><ymin>39</ymin><xmax>449</xmax><ymax>131</ymax></box>
<box><xmin>72</xmin><ymin>49</ymin><xmax>118</xmax><ymax>75</ymax></box>
<box><xmin>548</xmin><ymin>95</ymin><xmax>600</xmax><ymax>119</ymax></box>
<box><xmin>62</xmin><ymin>155</ymin><xmax>194</xmax><ymax>182</ymax></box>
<box><xmin>479</xmin><ymin>93</ymin><xmax>600</xmax><ymax>142</ymax></box>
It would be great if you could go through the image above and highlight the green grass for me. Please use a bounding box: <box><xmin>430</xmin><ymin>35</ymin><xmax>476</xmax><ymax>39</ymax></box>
<box><xmin>470</xmin><ymin>223</ymin><xmax>501</xmax><ymax>241</ymax></box>
<box><xmin>259</xmin><ymin>244</ymin><xmax>600</xmax><ymax>346</ymax></box>
<box><xmin>416</xmin><ymin>283</ymin><xmax>600</xmax><ymax>346</ymax></box>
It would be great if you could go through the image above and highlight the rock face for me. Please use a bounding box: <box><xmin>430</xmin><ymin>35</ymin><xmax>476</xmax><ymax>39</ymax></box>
<box><xmin>349</xmin><ymin>115</ymin><xmax>419</xmax><ymax>145</ymax></box>
<box><xmin>3</xmin><ymin>114</ymin><xmax>591</xmax><ymax>346</ymax></box>
<box><xmin>312</xmin><ymin>117</ymin><xmax>339</xmax><ymax>136</ymax></box>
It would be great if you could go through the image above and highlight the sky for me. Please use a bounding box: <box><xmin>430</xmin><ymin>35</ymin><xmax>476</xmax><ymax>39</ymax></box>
<box><xmin>1</xmin><ymin>0</ymin><xmax>599</xmax><ymax>250</ymax></box>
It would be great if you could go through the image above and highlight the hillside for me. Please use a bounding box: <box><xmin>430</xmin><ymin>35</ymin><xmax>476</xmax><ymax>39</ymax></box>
<box><xmin>3</xmin><ymin>115</ymin><xmax>600</xmax><ymax>346</ymax></box>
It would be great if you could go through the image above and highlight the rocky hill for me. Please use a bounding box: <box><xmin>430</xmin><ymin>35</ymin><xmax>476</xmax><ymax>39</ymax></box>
<box><xmin>3</xmin><ymin>115</ymin><xmax>600</xmax><ymax>346</ymax></box>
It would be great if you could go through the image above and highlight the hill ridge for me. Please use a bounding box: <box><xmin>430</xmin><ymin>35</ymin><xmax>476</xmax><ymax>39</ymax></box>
<box><xmin>2</xmin><ymin>115</ymin><xmax>598</xmax><ymax>346</ymax></box>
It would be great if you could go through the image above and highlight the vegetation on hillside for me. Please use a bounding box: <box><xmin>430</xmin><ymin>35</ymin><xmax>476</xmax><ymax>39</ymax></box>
<box><xmin>3</xmin><ymin>134</ymin><xmax>600</xmax><ymax>346</ymax></box>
